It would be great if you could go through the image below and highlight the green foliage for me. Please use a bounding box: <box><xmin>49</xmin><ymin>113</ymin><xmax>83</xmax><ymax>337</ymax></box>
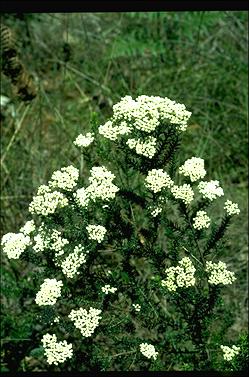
<box><xmin>232</xmin><ymin>334</ymin><xmax>249</xmax><ymax>372</ymax></box>
<box><xmin>204</xmin><ymin>216</ymin><xmax>231</xmax><ymax>255</ymax></box>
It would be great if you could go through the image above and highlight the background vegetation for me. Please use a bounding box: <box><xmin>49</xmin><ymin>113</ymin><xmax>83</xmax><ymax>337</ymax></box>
<box><xmin>1</xmin><ymin>11</ymin><xmax>248</xmax><ymax>371</ymax></box>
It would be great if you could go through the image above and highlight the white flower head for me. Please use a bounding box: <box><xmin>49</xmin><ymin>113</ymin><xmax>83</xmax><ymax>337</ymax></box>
<box><xmin>74</xmin><ymin>166</ymin><xmax>119</xmax><ymax>208</ymax></box>
<box><xmin>1</xmin><ymin>232</ymin><xmax>31</xmax><ymax>259</ymax></box>
<box><xmin>179</xmin><ymin>157</ymin><xmax>206</xmax><ymax>182</ymax></box>
<box><xmin>29</xmin><ymin>191</ymin><xmax>68</xmax><ymax>216</ymax></box>
<box><xmin>61</xmin><ymin>245</ymin><xmax>87</xmax><ymax>278</ymax></box>
<box><xmin>140</xmin><ymin>343</ymin><xmax>158</xmax><ymax>360</ymax></box>
<box><xmin>50</xmin><ymin>229</ymin><xmax>69</xmax><ymax>257</ymax></box>
<box><xmin>86</xmin><ymin>224</ymin><xmax>107</xmax><ymax>243</ymax></box>
<box><xmin>126</xmin><ymin>136</ymin><xmax>157</xmax><ymax>159</ymax></box>
<box><xmin>36</xmin><ymin>184</ymin><xmax>51</xmax><ymax>195</ymax></box>
<box><xmin>19</xmin><ymin>220</ymin><xmax>36</xmax><ymax>235</ymax></box>
<box><xmin>206</xmin><ymin>261</ymin><xmax>236</xmax><ymax>285</ymax></box>
<box><xmin>132</xmin><ymin>303</ymin><xmax>141</xmax><ymax>312</ymax></box>
<box><xmin>171</xmin><ymin>184</ymin><xmax>194</xmax><ymax>205</ymax></box>
<box><xmin>224</xmin><ymin>200</ymin><xmax>240</xmax><ymax>216</ymax></box>
<box><xmin>41</xmin><ymin>333</ymin><xmax>73</xmax><ymax>365</ymax></box>
<box><xmin>87</xmin><ymin>166</ymin><xmax>119</xmax><ymax>201</ymax></box>
<box><xmin>69</xmin><ymin>307</ymin><xmax>102</xmax><ymax>337</ymax></box>
<box><xmin>198</xmin><ymin>180</ymin><xmax>224</xmax><ymax>201</ymax></box>
<box><xmin>88</xmin><ymin>166</ymin><xmax>116</xmax><ymax>184</ymax></box>
<box><xmin>35</xmin><ymin>278</ymin><xmax>63</xmax><ymax>306</ymax></box>
<box><xmin>162</xmin><ymin>257</ymin><xmax>196</xmax><ymax>291</ymax></box>
<box><xmin>145</xmin><ymin>169</ymin><xmax>174</xmax><ymax>193</ymax></box>
<box><xmin>220</xmin><ymin>345</ymin><xmax>240</xmax><ymax>361</ymax></box>
<box><xmin>101</xmin><ymin>284</ymin><xmax>117</xmax><ymax>294</ymax></box>
<box><xmin>99</xmin><ymin>120</ymin><xmax>132</xmax><ymax>141</ymax></box>
<box><xmin>49</xmin><ymin>165</ymin><xmax>79</xmax><ymax>191</ymax></box>
<box><xmin>73</xmin><ymin>132</ymin><xmax>94</xmax><ymax>148</ymax></box>
<box><xmin>33</xmin><ymin>224</ymin><xmax>50</xmax><ymax>253</ymax></box>
<box><xmin>150</xmin><ymin>206</ymin><xmax>162</xmax><ymax>217</ymax></box>
<box><xmin>192</xmin><ymin>210</ymin><xmax>211</xmax><ymax>230</ymax></box>
<box><xmin>74</xmin><ymin>187</ymin><xmax>91</xmax><ymax>208</ymax></box>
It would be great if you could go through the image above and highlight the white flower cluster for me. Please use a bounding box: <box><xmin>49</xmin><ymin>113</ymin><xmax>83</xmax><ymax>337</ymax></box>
<box><xmin>220</xmin><ymin>345</ymin><xmax>240</xmax><ymax>361</ymax></box>
<box><xmin>61</xmin><ymin>245</ymin><xmax>87</xmax><ymax>278</ymax></box>
<box><xmin>126</xmin><ymin>136</ymin><xmax>157</xmax><ymax>158</ymax></box>
<box><xmin>198</xmin><ymin>180</ymin><xmax>224</xmax><ymax>201</ymax></box>
<box><xmin>101</xmin><ymin>284</ymin><xmax>117</xmax><ymax>294</ymax></box>
<box><xmin>1</xmin><ymin>232</ymin><xmax>31</xmax><ymax>259</ymax></box>
<box><xmin>179</xmin><ymin>157</ymin><xmax>206</xmax><ymax>182</ymax></box>
<box><xmin>87</xmin><ymin>166</ymin><xmax>119</xmax><ymax>201</ymax></box>
<box><xmin>158</xmin><ymin>98</ymin><xmax>192</xmax><ymax>131</ymax></box>
<box><xmin>99</xmin><ymin>120</ymin><xmax>132</xmax><ymax>141</ymax></box>
<box><xmin>151</xmin><ymin>206</ymin><xmax>162</xmax><ymax>217</ymax></box>
<box><xmin>33</xmin><ymin>225</ymin><xmax>69</xmax><ymax>257</ymax></box>
<box><xmin>35</xmin><ymin>278</ymin><xmax>63</xmax><ymax>306</ymax></box>
<box><xmin>113</xmin><ymin>95</ymin><xmax>159</xmax><ymax>133</ymax></box>
<box><xmin>74</xmin><ymin>166</ymin><xmax>119</xmax><ymax>208</ymax></box>
<box><xmin>86</xmin><ymin>224</ymin><xmax>107</xmax><ymax>243</ymax></box>
<box><xmin>88</xmin><ymin>166</ymin><xmax>115</xmax><ymax>183</ymax></box>
<box><xmin>192</xmin><ymin>210</ymin><xmax>211</xmax><ymax>230</ymax></box>
<box><xmin>171</xmin><ymin>184</ymin><xmax>194</xmax><ymax>205</ymax></box>
<box><xmin>73</xmin><ymin>132</ymin><xmax>94</xmax><ymax>148</ymax></box>
<box><xmin>98</xmin><ymin>96</ymin><xmax>191</xmax><ymax>162</ymax></box>
<box><xmin>33</xmin><ymin>223</ymin><xmax>50</xmax><ymax>253</ymax></box>
<box><xmin>38</xmin><ymin>185</ymin><xmax>52</xmax><ymax>195</ymax></box>
<box><xmin>74</xmin><ymin>187</ymin><xmax>90</xmax><ymax>208</ymax></box>
<box><xmin>139</xmin><ymin>343</ymin><xmax>158</xmax><ymax>360</ymax></box>
<box><xmin>19</xmin><ymin>220</ymin><xmax>36</xmax><ymax>235</ymax></box>
<box><xmin>68</xmin><ymin>307</ymin><xmax>102</xmax><ymax>337</ymax></box>
<box><xmin>41</xmin><ymin>333</ymin><xmax>73</xmax><ymax>365</ymax></box>
<box><xmin>132</xmin><ymin>303</ymin><xmax>141</xmax><ymax>312</ymax></box>
<box><xmin>112</xmin><ymin>95</ymin><xmax>191</xmax><ymax>133</ymax></box>
<box><xmin>224</xmin><ymin>200</ymin><xmax>240</xmax><ymax>216</ymax></box>
<box><xmin>161</xmin><ymin>257</ymin><xmax>196</xmax><ymax>292</ymax></box>
<box><xmin>29</xmin><ymin>189</ymin><xmax>68</xmax><ymax>216</ymax></box>
<box><xmin>50</xmin><ymin>230</ymin><xmax>69</xmax><ymax>257</ymax></box>
<box><xmin>49</xmin><ymin>165</ymin><xmax>79</xmax><ymax>191</ymax></box>
<box><xmin>145</xmin><ymin>169</ymin><xmax>174</xmax><ymax>193</ymax></box>
<box><xmin>206</xmin><ymin>261</ymin><xmax>236</xmax><ymax>285</ymax></box>
<box><xmin>33</xmin><ymin>232</ymin><xmax>48</xmax><ymax>253</ymax></box>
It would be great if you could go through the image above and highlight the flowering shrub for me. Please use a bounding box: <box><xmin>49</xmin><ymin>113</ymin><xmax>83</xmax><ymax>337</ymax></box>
<box><xmin>1</xmin><ymin>95</ymin><xmax>246</xmax><ymax>371</ymax></box>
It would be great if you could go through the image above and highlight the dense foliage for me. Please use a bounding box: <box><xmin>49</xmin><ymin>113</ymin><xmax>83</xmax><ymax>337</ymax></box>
<box><xmin>1</xmin><ymin>94</ymin><xmax>248</xmax><ymax>371</ymax></box>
